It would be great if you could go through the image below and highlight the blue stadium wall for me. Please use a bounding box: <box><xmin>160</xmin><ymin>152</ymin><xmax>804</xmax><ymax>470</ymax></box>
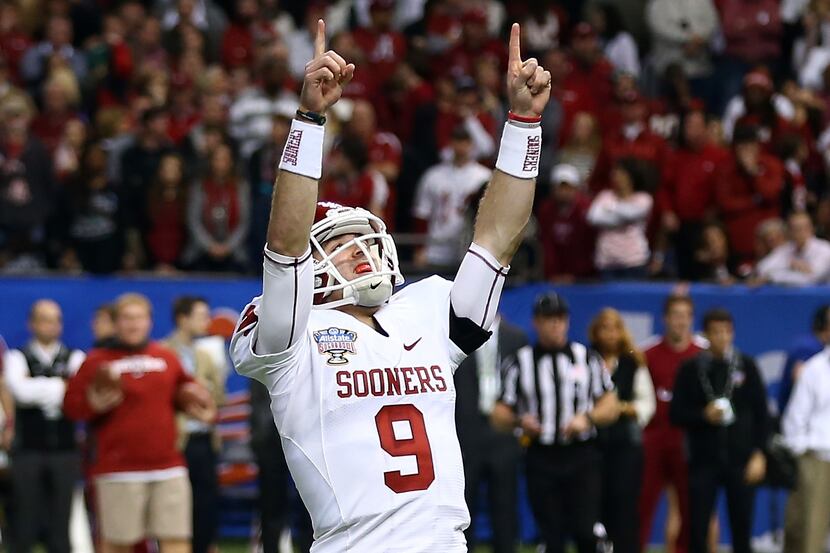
<box><xmin>1</xmin><ymin>276</ymin><xmax>826</xmax><ymax>544</ymax></box>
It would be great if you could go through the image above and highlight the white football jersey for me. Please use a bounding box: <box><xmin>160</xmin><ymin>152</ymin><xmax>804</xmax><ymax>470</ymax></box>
<box><xmin>413</xmin><ymin>160</ymin><xmax>491</xmax><ymax>266</ymax></box>
<box><xmin>232</xmin><ymin>276</ymin><xmax>471</xmax><ymax>553</ymax></box>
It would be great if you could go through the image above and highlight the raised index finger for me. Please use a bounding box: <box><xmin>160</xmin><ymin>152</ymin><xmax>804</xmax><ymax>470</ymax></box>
<box><xmin>508</xmin><ymin>23</ymin><xmax>522</xmax><ymax>70</ymax></box>
<box><xmin>314</xmin><ymin>19</ymin><xmax>326</xmax><ymax>58</ymax></box>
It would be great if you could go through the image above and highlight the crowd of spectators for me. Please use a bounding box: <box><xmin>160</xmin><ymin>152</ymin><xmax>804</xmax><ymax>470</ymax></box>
<box><xmin>2</xmin><ymin>0</ymin><xmax>830</xmax><ymax>283</ymax></box>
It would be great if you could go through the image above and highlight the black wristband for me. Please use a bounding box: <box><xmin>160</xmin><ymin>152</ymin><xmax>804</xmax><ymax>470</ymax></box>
<box><xmin>296</xmin><ymin>109</ymin><xmax>326</xmax><ymax>126</ymax></box>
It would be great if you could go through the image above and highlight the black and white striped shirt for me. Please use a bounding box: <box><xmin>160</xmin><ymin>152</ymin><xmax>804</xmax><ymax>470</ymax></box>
<box><xmin>500</xmin><ymin>342</ymin><xmax>615</xmax><ymax>445</ymax></box>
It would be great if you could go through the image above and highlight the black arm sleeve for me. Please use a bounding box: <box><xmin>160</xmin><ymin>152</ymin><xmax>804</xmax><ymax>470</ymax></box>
<box><xmin>448</xmin><ymin>305</ymin><xmax>492</xmax><ymax>355</ymax></box>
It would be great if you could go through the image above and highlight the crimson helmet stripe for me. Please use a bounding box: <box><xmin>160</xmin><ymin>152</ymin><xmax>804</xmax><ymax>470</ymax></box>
<box><xmin>309</xmin><ymin>202</ymin><xmax>403</xmax><ymax>308</ymax></box>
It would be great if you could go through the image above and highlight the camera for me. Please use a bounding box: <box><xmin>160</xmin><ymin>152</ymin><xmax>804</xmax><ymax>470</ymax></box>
<box><xmin>713</xmin><ymin>397</ymin><xmax>735</xmax><ymax>426</ymax></box>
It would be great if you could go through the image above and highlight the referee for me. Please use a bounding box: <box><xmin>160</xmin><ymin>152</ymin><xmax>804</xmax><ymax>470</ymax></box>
<box><xmin>492</xmin><ymin>292</ymin><xmax>620</xmax><ymax>553</ymax></box>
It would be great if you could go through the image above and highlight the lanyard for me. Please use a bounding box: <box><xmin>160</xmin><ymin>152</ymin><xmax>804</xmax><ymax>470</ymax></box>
<box><xmin>697</xmin><ymin>349</ymin><xmax>741</xmax><ymax>401</ymax></box>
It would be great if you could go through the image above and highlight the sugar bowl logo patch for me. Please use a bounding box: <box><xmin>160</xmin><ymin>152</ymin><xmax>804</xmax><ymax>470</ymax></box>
<box><xmin>314</xmin><ymin>327</ymin><xmax>357</xmax><ymax>365</ymax></box>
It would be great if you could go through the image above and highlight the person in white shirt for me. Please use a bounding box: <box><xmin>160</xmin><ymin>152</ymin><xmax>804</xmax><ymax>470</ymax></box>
<box><xmin>756</xmin><ymin>212</ymin><xmax>830</xmax><ymax>285</ymax></box>
<box><xmin>590</xmin><ymin>3</ymin><xmax>640</xmax><ymax>78</ymax></box>
<box><xmin>645</xmin><ymin>0</ymin><xmax>719</xmax><ymax>81</ymax></box>
<box><xmin>587</xmin><ymin>157</ymin><xmax>653</xmax><ymax>279</ymax></box>
<box><xmin>722</xmin><ymin>72</ymin><xmax>795</xmax><ymax>142</ymax></box>
<box><xmin>782</xmin><ymin>341</ymin><xmax>830</xmax><ymax>553</ymax></box>
<box><xmin>228</xmin><ymin>53</ymin><xmax>299</xmax><ymax>160</ymax></box>
<box><xmin>3</xmin><ymin>299</ymin><xmax>85</xmax><ymax>553</ymax></box>
<box><xmin>230</xmin><ymin>20</ymin><xmax>552</xmax><ymax>553</ymax></box>
<box><xmin>413</xmin><ymin>125</ymin><xmax>492</xmax><ymax>268</ymax></box>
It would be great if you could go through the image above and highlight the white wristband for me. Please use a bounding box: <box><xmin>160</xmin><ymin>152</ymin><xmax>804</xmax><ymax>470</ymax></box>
<box><xmin>278</xmin><ymin>118</ymin><xmax>325</xmax><ymax>180</ymax></box>
<box><xmin>495</xmin><ymin>121</ymin><xmax>542</xmax><ymax>179</ymax></box>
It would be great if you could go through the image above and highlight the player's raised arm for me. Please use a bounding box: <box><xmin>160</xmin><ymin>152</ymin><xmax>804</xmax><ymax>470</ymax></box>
<box><xmin>250</xmin><ymin>20</ymin><xmax>354</xmax><ymax>357</ymax></box>
<box><xmin>474</xmin><ymin>23</ymin><xmax>550</xmax><ymax>265</ymax></box>
<box><xmin>267</xmin><ymin>19</ymin><xmax>354</xmax><ymax>256</ymax></box>
<box><xmin>450</xmin><ymin>24</ymin><xmax>551</xmax><ymax>334</ymax></box>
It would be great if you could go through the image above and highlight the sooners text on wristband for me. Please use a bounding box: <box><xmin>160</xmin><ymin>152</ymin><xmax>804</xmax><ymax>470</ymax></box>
<box><xmin>279</xmin><ymin>119</ymin><xmax>325</xmax><ymax>180</ymax></box>
<box><xmin>495</xmin><ymin>122</ymin><xmax>542</xmax><ymax>179</ymax></box>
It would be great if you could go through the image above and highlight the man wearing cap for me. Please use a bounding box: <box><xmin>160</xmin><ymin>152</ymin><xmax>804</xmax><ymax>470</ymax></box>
<box><xmin>537</xmin><ymin>163</ymin><xmax>595</xmax><ymax>281</ymax></box>
<box><xmin>493</xmin><ymin>292</ymin><xmax>619</xmax><ymax>553</ymax></box>
<box><xmin>723</xmin><ymin>70</ymin><xmax>794</xmax><ymax>143</ymax></box>
<box><xmin>714</xmin><ymin>124</ymin><xmax>784</xmax><ymax>263</ymax></box>
<box><xmin>413</xmin><ymin>124</ymin><xmax>492</xmax><ymax>268</ymax></box>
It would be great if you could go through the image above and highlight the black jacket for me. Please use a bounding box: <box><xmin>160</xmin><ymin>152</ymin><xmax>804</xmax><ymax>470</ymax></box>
<box><xmin>670</xmin><ymin>350</ymin><xmax>769</xmax><ymax>467</ymax></box>
<box><xmin>597</xmin><ymin>353</ymin><xmax>642</xmax><ymax>446</ymax></box>
<box><xmin>0</xmin><ymin>137</ymin><xmax>55</xmax><ymax>243</ymax></box>
<box><xmin>455</xmin><ymin>320</ymin><xmax>528</xmax><ymax>451</ymax></box>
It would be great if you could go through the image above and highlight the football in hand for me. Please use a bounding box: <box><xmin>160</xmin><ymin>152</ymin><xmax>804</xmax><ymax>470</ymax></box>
<box><xmin>92</xmin><ymin>363</ymin><xmax>122</xmax><ymax>392</ymax></box>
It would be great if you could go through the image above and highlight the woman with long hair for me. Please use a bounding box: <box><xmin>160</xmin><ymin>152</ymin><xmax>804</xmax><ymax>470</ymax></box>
<box><xmin>60</xmin><ymin>140</ymin><xmax>124</xmax><ymax>273</ymax></box>
<box><xmin>587</xmin><ymin>157</ymin><xmax>653</xmax><ymax>279</ymax></box>
<box><xmin>557</xmin><ymin>112</ymin><xmax>602</xmax><ymax>182</ymax></box>
<box><xmin>589</xmin><ymin>308</ymin><xmax>656</xmax><ymax>553</ymax></box>
<box><xmin>183</xmin><ymin>142</ymin><xmax>250</xmax><ymax>272</ymax></box>
<box><xmin>146</xmin><ymin>152</ymin><xmax>189</xmax><ymax>271</ymax></box>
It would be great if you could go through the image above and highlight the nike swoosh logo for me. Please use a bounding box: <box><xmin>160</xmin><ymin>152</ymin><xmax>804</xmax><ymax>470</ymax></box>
<box><xmin>403</xmin><ymin>338</ymin><xmax>422</xmax><ymax>351</ymax></box>
<box><xmin>370</xmin><ymin>282</ymin><xmax>381</xmax><ymax>290</ymax></box>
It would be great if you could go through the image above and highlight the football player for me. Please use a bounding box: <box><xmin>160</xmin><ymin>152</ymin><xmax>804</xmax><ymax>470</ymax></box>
<box><xmin>231</xmin><ymin>19</ymin><xmax>551</xmax><ymax>552</ymax></box>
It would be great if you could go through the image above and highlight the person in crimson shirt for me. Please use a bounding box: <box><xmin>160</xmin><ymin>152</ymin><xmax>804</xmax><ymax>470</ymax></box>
<box><xmin>345</xmin><ymin>100</ymin><xmax>401</xmax><ymax>205</ymax></box>
<box><xmin>220</xmin><ymin>0</ymin><xmax>274</xmax><ymax>70</ymax></box>
<box><xmin>330</xmin><ymin>31</ymin><xmax>381</xmax><ymax>108</ymax></box>
<box><xmin>146</xmin><ymin>153</ymin><xmax>189</xmax><ymax>271</ymax></box>
<box><xmin>352</xmin><ymin>0</ymin><xmax>407</xmax><ymax>86</ymax></box>
<box><xmin>320</xmin><ymin>135</ymin><xmax>386</xmax><ymax>217</ymax></box>
<box><xmin>590</xmin><ymin>89</ymin><xmax>668</xmax><ymax>193</ymax></box>
<box><xmin>729</xmin><ymin>72</ymin><xmax>794</xmax><ymax>156</ymax></box>
<box><xmin>714</xmin><ymin>125</ymin><xmax>784</xmax><ymax>263</ymax></box>
<box><xmin>440</xmin><ymin>7</ymin><xmax>507</xmax><ymax>80</ymax></box>
<box><xmin>63</xmin><ymin>293</ymin><xmax>215</xmax><ymax>553</ymax></box>
<box><xmin>639</xmin><ymin>295</ymin><xmax>707</xmax><ymax>553</ymax></box>
<box><xmin>537</xmin><ymin>163</ymin><xmax>595</xmax><ymax>281</ymax></box>
<box><xmin>434</xmin><ymin>75</ymin><xmax>497</xmax><ymax>162</ymax></box>
<box><xmin>659</xmin><ymin>108</ymin><xmax>728</xmax><ymax>279</ymax></box>
<box><xmin>566</xmin><ymin>23</ymin><xmax>614</xmax><ymax>131</ymax></box>
<box><xmin>716</xmin><ymin>0</ymin><xmax>782</xmax><ymax>112</ymax></box>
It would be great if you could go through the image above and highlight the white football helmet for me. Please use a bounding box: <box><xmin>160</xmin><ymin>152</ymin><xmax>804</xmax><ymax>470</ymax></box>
<box><xmin>310</xmin><ymin>202</ymin><xmax>404</xmax><ymax>309</ymax></box>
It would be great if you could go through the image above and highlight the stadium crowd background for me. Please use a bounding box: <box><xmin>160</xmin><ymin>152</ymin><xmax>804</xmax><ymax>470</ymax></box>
<box><xmin>3</xmin><ymin>0</ymin><xmax>830</xmax><ymax>552</ymax></box>
<box><xmin>1</xmin><ymin>0</ymin><xmax>829</xmax><ymax>283</ymax></box>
